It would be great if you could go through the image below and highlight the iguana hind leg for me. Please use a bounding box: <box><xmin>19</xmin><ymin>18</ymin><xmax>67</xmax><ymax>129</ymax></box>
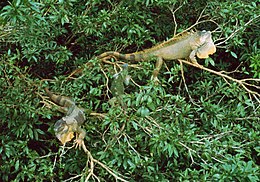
<box><xmin>189</xmin><ymin>49</ymin><xmax>198</xmax><ymax>64</ymax></box>
<box><xmin>151</xmin><ymin>57</ymin><xmax>163</xmax><ymax>83</ymax></box>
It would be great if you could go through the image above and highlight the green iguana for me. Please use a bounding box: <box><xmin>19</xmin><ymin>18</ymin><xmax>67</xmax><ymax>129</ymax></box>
<box><xmin>97</xmin><ymin>30</ymin><xmax>216</xmax><ymax>82</ymax></box>
<box><xmin>109</xmin><ymin>64</ymin><xmax>130</xmax><ymax>109</ymax></box>
<box><xmin>45</xmin><ymin>88</ymin><xmax>86</xmax><ymax>148</ymax></box>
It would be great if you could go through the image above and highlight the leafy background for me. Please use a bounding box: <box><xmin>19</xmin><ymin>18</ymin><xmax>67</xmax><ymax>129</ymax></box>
<box><xmin>0</xmin><ymin>0</ymin><xmax>259</xmax><ymax>181</ymax></box>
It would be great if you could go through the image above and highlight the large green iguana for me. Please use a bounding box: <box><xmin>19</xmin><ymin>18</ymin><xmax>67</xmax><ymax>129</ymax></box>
<box><xmin>97</xmin><ymin>30</ymin><xmax>216</xmax><ymax>82</ymax></box>
<box><xmin>45</xmin><ymin>88</ymin><xmax>86</xmax><ymax>148</ymax></box>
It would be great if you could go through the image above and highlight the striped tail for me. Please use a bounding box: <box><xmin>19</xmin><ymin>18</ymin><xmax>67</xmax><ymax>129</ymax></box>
<box><xmin>97</xmin><ymin>51</ymin><xmax>144</xmax><ymax>62</ymax></box>
<box><xmin>45</xmin><ymin>88</ymin><xmax>74</xmax><ymax>108</ymax></box>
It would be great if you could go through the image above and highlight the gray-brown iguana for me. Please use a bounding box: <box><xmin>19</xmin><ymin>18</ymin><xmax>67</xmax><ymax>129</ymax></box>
<box><xmin>97</xmin><ymin>30</ymin><xmax>216</xmax><ymax>82</ymax></box>
<box><xmin>45</xmin><ymin>88</ymin><xmax>86</xmax><ymax>149</ymax></box>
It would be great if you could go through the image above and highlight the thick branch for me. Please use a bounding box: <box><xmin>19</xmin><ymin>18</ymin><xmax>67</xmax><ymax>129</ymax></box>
<box><xmin>81</xmin><ymin>142</ymin><xmax>129</xmax><ymax>182</ymax></box>
<box><xmin>177</xmin><ymin>59</ymin><xmax>260</xmax><ymax>100</ymax></box>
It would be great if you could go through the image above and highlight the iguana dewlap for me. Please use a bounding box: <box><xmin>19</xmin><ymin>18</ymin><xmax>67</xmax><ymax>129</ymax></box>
<box><xmin>98</xmin><ymin>30</ymin><xmax>216</xmax><ymax>82</ymax></box>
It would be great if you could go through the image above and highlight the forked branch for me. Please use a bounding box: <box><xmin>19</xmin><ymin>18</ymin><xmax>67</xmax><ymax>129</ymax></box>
<box><xmin>215</xmin><ymin>14</ymin><xmax>260</xmax><ymax>46</ymax></box>
<box><xmin>177</xmin><ymin>59</ymin><xmax>260</xmax><ymax>103</ymax></box>
<box><xmin>81</xmin><ymin>142</ymin><xmax>129</xmax><ymax>182</ymax></box>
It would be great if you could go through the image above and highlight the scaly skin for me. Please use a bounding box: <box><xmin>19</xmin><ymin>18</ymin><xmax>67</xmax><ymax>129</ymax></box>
<box><xmin>110</xmin><ymin>64</ymin><xmax>130</xmax><ymax>110</ymax></box>
<box><xmin>98</xmin><ymin>30</ymin><xmax>216</xmax><ymax>82</ymax></box>
<box><xmin>45</xmin><ymin>88</ymin><xmax>86</xmax><ymax>148</ymax></box>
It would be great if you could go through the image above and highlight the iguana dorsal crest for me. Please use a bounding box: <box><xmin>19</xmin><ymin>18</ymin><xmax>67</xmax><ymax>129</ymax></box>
<box><xmin>136</xmin><ymin>31</ymin><xmax>193</xmax><ymax>54</ymax></box>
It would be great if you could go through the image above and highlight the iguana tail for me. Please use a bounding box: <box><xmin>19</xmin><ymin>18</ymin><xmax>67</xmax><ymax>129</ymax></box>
<box><xmin>45</xmin><ymin>88</ymin><xmax>74</xmax><ymax>108</ymax></box>
<box><xmin>97</xmin><ymin>51</ymin><xmax>145</xmax><ymax>62</ymax></box>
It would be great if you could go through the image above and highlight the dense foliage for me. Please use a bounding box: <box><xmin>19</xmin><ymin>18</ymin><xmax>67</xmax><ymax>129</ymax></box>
<box><xmin>0</xmin><ymin>0</ymin><xmax>259</xmax><ymax>181</ymax></box>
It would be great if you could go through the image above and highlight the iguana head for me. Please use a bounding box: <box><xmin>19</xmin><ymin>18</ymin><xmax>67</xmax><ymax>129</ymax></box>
<box><xmin>196</xmin><ymin>30</ymin><xmax>216</xmax><ymax>58</ymax></box>
<box><xmin>54</xmin><ymin>119</ymin><xmax>74</xmax><ymax>144</ymax></box>
<box><xmin>197</xmin><ymin>30</ymin><xmax>213</xmax><ymax>43</ymax></box>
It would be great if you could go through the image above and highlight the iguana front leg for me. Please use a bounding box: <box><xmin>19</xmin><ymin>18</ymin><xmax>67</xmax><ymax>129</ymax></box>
<box><xmin>74</xmin><ymin>127</ymin><xmax>86</xmax><ymax>149</ymax></box>
<box><xmin>189</xmin><ymin>50</ymin><xmax>203</xmax><ymax>68</ymax></box>
<box><xmin>151</xmin><ymin>57</ymin><xmax>163</xmax><ymax>83</ymax></box>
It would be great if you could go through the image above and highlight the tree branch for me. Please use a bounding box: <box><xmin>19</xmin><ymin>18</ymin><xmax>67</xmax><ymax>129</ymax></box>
<box><xmin>81</xmin><ymin>142</ymin><xmax>129</xmax><ymax>182</ymax></box>
<box><xmin>177</xmin><ymin>59</ymin><xmax>260</xmax><ymax>102</ymax></box>
<box><xmin>215</xmin><ymin>14</ymin><xmax>260</xmax><ymax>46</ymax></box>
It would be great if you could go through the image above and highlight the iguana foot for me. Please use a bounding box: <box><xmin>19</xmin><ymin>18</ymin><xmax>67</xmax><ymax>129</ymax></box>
<box><xmin>74</xmin><ymin>138</ymin><xmax>84</xmax><ymax>149</ymax></box>
<box><xmin>190</xmin><ymin>59</ymin><xmax>204</xmax><ymax>68</ymax></box>
<box><xmin>193</xmin><ymin>62</ymin><xmax>204</xmax><ymax>68</ymax></box>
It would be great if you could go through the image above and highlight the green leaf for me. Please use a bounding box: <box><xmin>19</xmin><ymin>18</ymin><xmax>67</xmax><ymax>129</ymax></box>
<box><xmin>244</xmin><ymin>161</ymin><xmax>253</xmax><ymax>173</ymax></box>
<box><xmin>245</xmin><ymin>99</ymin><xmax>253</xmax><ymax>107</ymax></box>
<box><xmin>167</xmin><ymin>144</ymin><xmax>173</xmax><ymax>157</ymax></box>
<box><xmin>127</xmin><ymin>160</ymin><xmax>136</xmax><ymax>169</ymax></box>
<box><xmin>28</xmin><ymin>128</ymin><xmax>34</xmax><ymax>139</ymax></box>
<box><xmin>15</xmin><ymin>160</ymin><xmax>20</xmax><ymax>171</ymax></box>
<box><xmin>131</xmin><ymin>121</ymin><xmax>138</xmax><ymax>130</ymax></box>
<box><xmin>208</xmin><ymin>57</ymin><xmax>215</xmax><ymax>66</ymax></box>
<box><xmin>137</xmin><ymin>106</ymin><xmax>150</xmax><ymax>117</ymax></box>
<box><xmin>230</xmin><ymin>51</ymin><xmax>238</xmax><ymax>58</ymax></box>
<box><xmin>136</xmin><ymin>93</ymin><xmax>142</xmax><ymax>106</ymax></box>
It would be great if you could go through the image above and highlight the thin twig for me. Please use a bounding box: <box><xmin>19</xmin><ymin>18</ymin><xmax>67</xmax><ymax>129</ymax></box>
<box><xmin>64</xmin><ymin>174</ymin><xmax>83</xmax><ymax>182</ymax></box>
<box><xmin>168</xmin><ymin>3</ymin><xmax>185</xmax><ymax>35</ymax></box>
<box><xmin>99</xmin><ymin>63</ymin><xmax>111</xmax><ymax>99</ymax></box>
<box><xmin>216</xmin><ymin>14</ymin><xmax>260</xmax><ymax>46</ymax></box>
<box><xmin>178</xmin><ymin>60</ymin><xmax>200</xmax><ymax>107</ymax></box>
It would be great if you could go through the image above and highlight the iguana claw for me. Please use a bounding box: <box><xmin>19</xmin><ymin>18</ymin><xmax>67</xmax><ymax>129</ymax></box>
<box><xmin>74</xmin><ymin>138</ymin><xmax>84</xmax><ymax>149</ymax></box>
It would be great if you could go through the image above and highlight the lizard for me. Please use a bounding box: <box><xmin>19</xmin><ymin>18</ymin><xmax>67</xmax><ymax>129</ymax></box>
<box><xmin>97</xmin><ymin>30</ymin><xmax>216</xmax><ymax>82</ymax></box>
<box><xmin>45</xmin><ymin>88</ymin><xmax>86</xmax><ymax>149</ymax></box>
<box><xmin>109</xmin><ymin>64</ymin><xmax>131</xmax><ymax>110</ymax></box>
